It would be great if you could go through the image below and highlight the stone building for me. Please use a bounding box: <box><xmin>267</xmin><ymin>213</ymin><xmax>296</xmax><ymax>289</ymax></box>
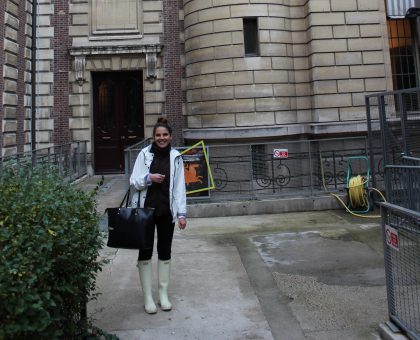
<box><xmin>0</xmin><ymin>0</ymin><xmax>419</xmax><ymax>174</ymax></box>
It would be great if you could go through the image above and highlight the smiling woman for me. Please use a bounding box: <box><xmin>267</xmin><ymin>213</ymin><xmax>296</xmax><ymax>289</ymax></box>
<box><xmin>129</xmin><ymin>117</ymin><xmax>187</xmax><ymax>314</ymax></box>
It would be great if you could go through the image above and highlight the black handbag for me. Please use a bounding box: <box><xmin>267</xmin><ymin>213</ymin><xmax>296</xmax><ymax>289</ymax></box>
<box><xmin>106</xmin><ymin>189</ymin><xmax>155</xmax><ymax>250</ymax></box>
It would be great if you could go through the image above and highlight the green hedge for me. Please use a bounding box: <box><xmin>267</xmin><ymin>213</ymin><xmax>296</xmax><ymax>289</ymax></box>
<box><xmin>0</xmin><ymin>165</ymin><xmax>104</xmax><ymax>339</ymax></box>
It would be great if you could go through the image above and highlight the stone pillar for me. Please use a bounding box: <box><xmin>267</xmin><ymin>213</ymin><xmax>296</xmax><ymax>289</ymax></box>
<box><xmin>2</xmin><ymin>0</ymin><xmax>32</xmax><ymax>156</ymax></box>
<box><xmin>36</xmin><ymin>0</ymin><xmax>55</xmax><ymax>148</ymax></box>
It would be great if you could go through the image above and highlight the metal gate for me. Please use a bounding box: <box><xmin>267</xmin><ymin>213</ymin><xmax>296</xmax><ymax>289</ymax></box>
<box><xmin>368</xmin><ymin>88</ymin><xmax>420</xmax><ymax>339</ymax></box>
<box><xmin>380</xmin><ymin>203</ymin><xmax>420</xmax><ymax>340</ymax></box>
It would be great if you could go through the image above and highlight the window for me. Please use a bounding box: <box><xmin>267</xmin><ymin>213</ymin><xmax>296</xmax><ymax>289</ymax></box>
<box><xmin>387</xmin><ymin>18</ymin><xmax>419</xmax><ymax>90</ymax></box>
<box><xmin>243</xmin><ymin>18</ymin><xmax>259</xmax><ymax>57</ymax></box>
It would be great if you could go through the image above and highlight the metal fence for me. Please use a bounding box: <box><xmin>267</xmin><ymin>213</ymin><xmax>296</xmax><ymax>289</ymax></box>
<box><xmin>125</xmin><ymin>136</ymin><xmax>374</xmax><ymax>201</ymax></box>
<box><xmin>124</xmin><ymin>138</ymin><xmax>151</xmax><ymax>186</ymax></box>
<box><xmin>366</xmin><ymin>88</ymin><xmax>420</xmax><ymax>173</ymax></box>
<box><xmin>385</xmin><ymin>164</ymin><xmax>420</xmax><ymax>212</ymax></box>
<box><xmin>0</xmin><ymin>141</ymin><xmax>88</xmax><ymax>182</ymax></box>
<box><xmin>207</xmin><ymin>137</ymin><xmax>371</xmax><ymax>200</ymax></box>
<box><xmin>380</xmin><ymin>203</ymin><xmax>420</xmax><ymax>340</ymax></box>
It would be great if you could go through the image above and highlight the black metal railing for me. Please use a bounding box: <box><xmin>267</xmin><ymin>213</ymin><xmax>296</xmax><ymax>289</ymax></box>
<box><xmin>123</xmin><ymin>136</ymin><xmax>378</xmax><ymax>201</ymax></box>
<box><xmin>366</xmin><ymin>88</ymin><xmax>420</xmax><ymax>187</ymax></box>
<box><xmin>0</xmin><ymin>141</ymin><xmax>88</xmax><ymax>182</ymax></box>
<box><xmin>124</xmin><ymin>138</ymin><xmax>151</xmax><ymax>186</ymax></box>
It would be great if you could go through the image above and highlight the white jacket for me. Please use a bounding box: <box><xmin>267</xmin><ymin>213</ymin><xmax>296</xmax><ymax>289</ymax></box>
<box><xmin>130</xmin><ymin>145</ymin><xmax>187</xmax><ymax>222</ymax></box>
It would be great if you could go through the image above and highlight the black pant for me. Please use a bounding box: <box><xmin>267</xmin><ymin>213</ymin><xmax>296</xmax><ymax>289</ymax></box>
<box><xmin>138</xmin><ymin>214</ymin><xmax>175</xmax><ymax>261</ymax></box>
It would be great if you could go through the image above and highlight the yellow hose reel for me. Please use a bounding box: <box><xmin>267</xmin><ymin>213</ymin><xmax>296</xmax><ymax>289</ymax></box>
<box><xmin>321</xmin><ymin>155</ymin><xmax>386</xmax><ymax>218</ymax></box>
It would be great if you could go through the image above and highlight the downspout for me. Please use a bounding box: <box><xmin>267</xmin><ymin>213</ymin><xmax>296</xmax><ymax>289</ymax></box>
<box><xmin>31</xmin><ymin>0</ymin><xmax>37</xmax><ymax>152</ymax></box>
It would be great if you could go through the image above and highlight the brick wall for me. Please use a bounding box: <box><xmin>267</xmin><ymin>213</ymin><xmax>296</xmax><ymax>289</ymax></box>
<box><xmin>52</xmin><ymin>0</ymin><xmax>70</xmax><ymax>145</ymax></box>
<box><xmin>0</xmin><ymin>1</ymin><xmax>5</xmax><ymax>154</ymax></box>
<box><xmin>163</xmin><ymin>0</ymin><xmax>185</xmax><ymax>146</ymax></box>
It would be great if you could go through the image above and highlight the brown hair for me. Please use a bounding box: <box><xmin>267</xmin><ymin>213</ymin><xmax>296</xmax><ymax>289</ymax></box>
<box><xmin>152</xmin><ymin>117</ymin><xmax>172</xmax><ymax>136</ymax></box>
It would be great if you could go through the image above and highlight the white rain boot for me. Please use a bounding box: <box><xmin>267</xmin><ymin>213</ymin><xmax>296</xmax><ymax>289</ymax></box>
<box><xmin>137</xmin><ymin>260</ymin><xmax>157</xmax><ymax>314</ymax></box>
<box><xmin>158</xmin><ymin>260</ymin><xmax>172</xmax><ymax>311</ymax></box>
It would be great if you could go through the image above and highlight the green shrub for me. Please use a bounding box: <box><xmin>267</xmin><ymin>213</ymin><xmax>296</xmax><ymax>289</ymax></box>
<box><xmin>0</xmin><ymin>165</ymin><xmax>104</xmax><ymax>339</ymax></box>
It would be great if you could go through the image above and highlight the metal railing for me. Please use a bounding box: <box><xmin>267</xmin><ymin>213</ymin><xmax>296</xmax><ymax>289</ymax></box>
<box><xmin>385</xmin><ymin>164</ymin><xmax>420</xmax><ymax>212</ymax></box>
<box><xmin>207</xmin><ymin>137</ymin><xmax>372</xmax><ymax>200</ymax></box>
<box><xmin>124</xmin><ymin>136</ymin><xmax>377</xmax><ymax>201</ymax></box>
<box><xmin>124</xmin><ymin>138</ymin><xmax>151</xmax><ymax>185</ymax></box>
<box><xmin>366</xmin><ymin>88</ymin><xmax>420</xmax><ymax>184</ymax></box>
<box><xmin>0</xmin><ymin>141</ymin><xmax>88</xmax><ymax>182</ymax></box>
<box><xmin>380</xmin><ymin>203</ymin><xmax>420</xmax><ymax>340</ymax></box>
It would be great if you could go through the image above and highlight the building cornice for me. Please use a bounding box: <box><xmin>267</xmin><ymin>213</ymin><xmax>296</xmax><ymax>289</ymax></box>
<box><xmin>183</xmin><ymin>121</ymin><xmax>381</xmax><ymax>142</ymax></box>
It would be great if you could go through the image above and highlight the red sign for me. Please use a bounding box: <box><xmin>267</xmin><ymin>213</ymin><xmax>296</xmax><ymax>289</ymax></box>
<box><xmin>273</xmin><ymin>149</ymin><xmax>289</xmax><ymax>159</ymax></box>
<box><xmin>385</xmin><ymin>225</ymin><xmax>399</xmax><ymax>251</ymax></box>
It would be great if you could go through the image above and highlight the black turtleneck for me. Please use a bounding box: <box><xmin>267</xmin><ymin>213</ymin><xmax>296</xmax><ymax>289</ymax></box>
<box><xmin>144</xmin><ymin>143</ymin><xmax>171</xmax><ymax>216</ymax></box>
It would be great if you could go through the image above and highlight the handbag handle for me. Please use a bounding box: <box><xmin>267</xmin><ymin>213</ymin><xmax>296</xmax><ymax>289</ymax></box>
<box><xmin>120</xmin><ymin>188</ymin><xmax>141</xmax><ymax>209</ymax></box>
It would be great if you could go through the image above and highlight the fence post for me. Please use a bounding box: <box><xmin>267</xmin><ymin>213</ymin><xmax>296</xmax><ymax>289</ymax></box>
<box><xmin>85</xmin><ymin>141</ymin><xmax>88</xmax><ymax>174</ymax></box>
<box><xmin>308</xmin><ymin>141</ymin><xmax>313</xmax><ymax>196</ymax></box>
<box><xmin>366</xmin><ymin>95</ymin><xmax>377</xmax><ymax>188</ymax></box>
<box><xmin>249</xmin><ymin>145</ymin><xmax>257</xmax><ymax>199</ymax></box>
<box><xmin>378</xmin><ymin>94</ymin><xmax>393</xmax><ymax>195</ymax></box>
<box><xmin>398</xmin><ymin>92</ymin><xmax>408</xmax><ymax>156</ymax></box>
<box><xmin>380</xmin><ymin>204</ymin><xmax>396</xmax><ymax>320</ymax></box>
<box><xmin>76</xmin><ymin>141</ymin><xmax>81</xmax><ymax>177</ymax></box>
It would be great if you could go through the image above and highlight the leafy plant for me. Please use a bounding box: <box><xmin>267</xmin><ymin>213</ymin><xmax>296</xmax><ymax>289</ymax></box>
<box><xmin>0</xmin><ymin>164</ymin><xmax>105</xmax><ymax>339</ymax></box>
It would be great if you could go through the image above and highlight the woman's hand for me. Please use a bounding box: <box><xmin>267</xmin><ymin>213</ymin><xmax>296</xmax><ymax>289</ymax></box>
<box><xmin>149</xmin><ymin>173</ymin><xmax>165</xmax><ymax>183</ymax></box>
<box><xmin>178</xmin><ymin>217</ymin><xmax>187</xmax><ymax>230</ymax></box>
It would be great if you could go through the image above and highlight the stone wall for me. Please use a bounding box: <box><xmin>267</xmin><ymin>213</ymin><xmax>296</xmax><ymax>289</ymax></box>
<box><xmin>36</xmin><ymin>0</ymin><xmax>55</xmax><ymax>148</ymax></box>
<box><xmin>68</xmin><ymin>0</ymin><xmax>166</xmax><ymax>151</ymax></box>
<box><xmin>1</xmin><ymin>0</ymin><xmax>33</xmax><ymax>156</ymax></box>
<box><xmin>182</xmin><ymin>0</ymin><xmax>392</xmax><ymax>141</ymax></box>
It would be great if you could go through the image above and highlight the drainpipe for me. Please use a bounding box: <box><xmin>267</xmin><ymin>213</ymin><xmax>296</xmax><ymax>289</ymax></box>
<box><xmin>31</xmin><ymin>0</ymin><xmax>37</xmax><ymax>154</ymax></box>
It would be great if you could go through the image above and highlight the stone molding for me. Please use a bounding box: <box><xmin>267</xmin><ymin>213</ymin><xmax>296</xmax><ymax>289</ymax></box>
<box><xmin>70</xmin><ymin>44</ymin><xmax>161</xmax><ymax>84</ymax></box>
<box><xmin>183</xmin><ymin>120</ymin><xmax>381</xmax><ymax>141</ymax></box>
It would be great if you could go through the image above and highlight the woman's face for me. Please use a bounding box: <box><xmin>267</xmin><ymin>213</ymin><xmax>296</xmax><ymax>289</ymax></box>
<box><xmin>154</xmin><ymin>126</ymin><xmax>172</xmax><ymax>149</ymax></box>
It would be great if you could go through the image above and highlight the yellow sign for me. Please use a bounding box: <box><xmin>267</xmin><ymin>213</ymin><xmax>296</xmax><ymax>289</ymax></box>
<box><xmin>179</xmin><ymin>141</ymin><xmax>215</xmax><ymax>195</ymax></box>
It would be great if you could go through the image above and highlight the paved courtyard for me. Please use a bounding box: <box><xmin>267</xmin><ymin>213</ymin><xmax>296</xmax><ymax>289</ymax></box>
<box><xmin>83</xmin><ymin>175</ymin><xmax>388</xmax><ymax>340</ymax></box>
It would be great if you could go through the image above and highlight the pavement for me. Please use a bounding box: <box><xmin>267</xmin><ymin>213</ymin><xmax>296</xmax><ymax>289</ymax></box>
<box><xmin>80</xmin><ymin>175</ymin><xmax>393</xmax><ymax>340</ymax></box>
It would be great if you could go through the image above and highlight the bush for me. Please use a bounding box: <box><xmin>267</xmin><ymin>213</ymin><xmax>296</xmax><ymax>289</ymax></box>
<box><xmin>0</xmin><ymin>165</ymin><xmax>104</xmax><ymax>339</ymax></box>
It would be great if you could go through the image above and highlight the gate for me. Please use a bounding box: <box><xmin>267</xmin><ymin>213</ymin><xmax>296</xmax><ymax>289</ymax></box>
<box><xmin>368</xmin><ymin>88</ymin><xmax>420</xmax><ymax>339</ymax></box>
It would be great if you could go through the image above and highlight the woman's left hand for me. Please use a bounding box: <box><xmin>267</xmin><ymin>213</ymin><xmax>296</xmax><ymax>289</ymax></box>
<box><xmin>178</xmin><ymin>217</ymin><xmax>187</xmax><ymax>230</ymax></box>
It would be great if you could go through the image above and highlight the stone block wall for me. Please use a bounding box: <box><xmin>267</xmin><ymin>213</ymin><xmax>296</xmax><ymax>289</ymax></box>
<box><xmin>302</xmin><ymin>0</ymin><xmax>391</xmax><ymax>123</ymax></box>
<box><xmin>68</xmin><ymin>0</ymin><xmax>166</xmax><ymax>150</ymax></box>
<box><xmin>183</xmin><ymin>0</ymin><xmax>391</xmax><ymax>140</ymax></box>
<box><xmin>35</xmin><ymin>0</ymin><xmax>55</xmax><ymax>148</ymax></box>
<box><xmin>1</xmin><ymin>0</ymin><xmax>33</xmax><ymax>157</ymax></box>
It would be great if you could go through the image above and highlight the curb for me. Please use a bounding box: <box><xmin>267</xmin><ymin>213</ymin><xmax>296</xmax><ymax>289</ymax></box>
<box><xmin>379</xmin><ymin>322</ymin><xmax>409</xmax><ymax>340</ymax></box>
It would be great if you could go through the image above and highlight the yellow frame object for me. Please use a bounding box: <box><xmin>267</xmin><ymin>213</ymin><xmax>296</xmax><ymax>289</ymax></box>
<box><xmin>180</xmin><ymin>140</ymin><xmax>215</xmax><ymax>195</ymax></box>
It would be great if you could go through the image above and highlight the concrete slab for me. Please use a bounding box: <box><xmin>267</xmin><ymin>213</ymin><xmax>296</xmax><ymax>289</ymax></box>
<box><xmin>81</xmin><ymin>175</ymin><xmax>393</xmax><ymax>340</ymax></box>
<box><xmin>89</xmin><ymin>235</ymin><xmax>273</xmax><ymax>339</ymax></box>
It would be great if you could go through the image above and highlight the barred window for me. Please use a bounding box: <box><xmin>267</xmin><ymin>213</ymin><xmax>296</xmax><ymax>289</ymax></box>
<box><xmin>387</xmin><ymin>18</ymin><xmax>419</xmax><ymax>89</ymax></box>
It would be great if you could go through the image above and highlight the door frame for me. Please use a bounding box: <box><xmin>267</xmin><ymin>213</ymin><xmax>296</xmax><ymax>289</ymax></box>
<box><xmin>91</xmin><ymin>70</ymin><xmax>145</xmax><ymax>174</ymax></box>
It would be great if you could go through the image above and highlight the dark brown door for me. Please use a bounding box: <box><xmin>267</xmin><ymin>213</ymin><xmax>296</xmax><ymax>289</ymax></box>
<box><xmin>93</xmin><ymin>71</ymin><xmax>144</xmax><ymax>174</ymax></box>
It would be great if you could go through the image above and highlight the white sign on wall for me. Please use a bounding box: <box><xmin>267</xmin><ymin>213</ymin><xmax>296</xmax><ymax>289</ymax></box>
<box><xmin>273</xmin><ymin>149</ymin><xmax>289</xmax><ymax>159</ymax></box>
<box><xmin>385</xmin><ymin>224</ymin><xmax>400</xmax><ymax>251</ymax></box>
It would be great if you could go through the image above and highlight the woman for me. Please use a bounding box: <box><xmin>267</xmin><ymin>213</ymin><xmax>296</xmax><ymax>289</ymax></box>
<box><xmin>130</xmin><ymin>117</ymin><xmax>187</xmax><ymax>314</ymax></box>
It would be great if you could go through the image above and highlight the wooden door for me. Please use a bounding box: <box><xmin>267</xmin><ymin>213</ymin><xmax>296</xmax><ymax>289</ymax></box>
<box><xmin>93</xmin><ymin>71</ymin><xmax>144</xmax><ymax>174</ymax></box>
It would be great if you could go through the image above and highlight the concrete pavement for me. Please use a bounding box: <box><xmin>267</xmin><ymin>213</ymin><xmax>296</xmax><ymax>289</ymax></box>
<box><xmin>82</xmin><ymin>175</ymin><xmax>390</xmax><ymax>340</ymax></box>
